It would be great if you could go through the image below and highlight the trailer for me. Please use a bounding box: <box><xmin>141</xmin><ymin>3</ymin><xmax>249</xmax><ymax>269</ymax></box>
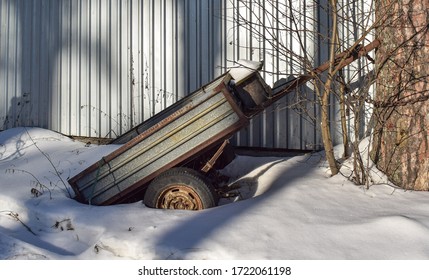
<box><xmin>68</xmin><ymin>40</ymin><xmax>380</xmax><ymax>210</ymax></box>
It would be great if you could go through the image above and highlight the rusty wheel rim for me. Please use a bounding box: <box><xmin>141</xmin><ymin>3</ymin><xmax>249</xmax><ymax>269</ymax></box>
<box><xmin>156</xmin><ymin>185</ymin><xmax>204</xmax><ymax>210</ymax></box>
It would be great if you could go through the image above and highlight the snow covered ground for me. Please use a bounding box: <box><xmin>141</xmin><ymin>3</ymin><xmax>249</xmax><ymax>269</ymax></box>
<box><xmin>1</xmin><ymin>127</ymin><xmax>429</xmax><ymax>260</ymax></box>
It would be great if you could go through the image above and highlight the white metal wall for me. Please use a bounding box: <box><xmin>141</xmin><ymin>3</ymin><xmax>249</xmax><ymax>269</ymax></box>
<box><xmin>0</xmin><ymin>0</ymin><xmax>373</xmax><ymax>149</ymax></box>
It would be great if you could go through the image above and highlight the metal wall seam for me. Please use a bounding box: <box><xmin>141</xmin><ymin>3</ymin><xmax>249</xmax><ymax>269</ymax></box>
<box><xmin>0</xmin><ymin>0</ymin><xmax>8</xmax><ymax>127</ymax></box>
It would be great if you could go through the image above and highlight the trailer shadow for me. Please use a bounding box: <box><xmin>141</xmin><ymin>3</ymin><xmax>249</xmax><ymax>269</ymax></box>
<box><xmin>218</xmin><ymin>157</ymin><xmax>290</xmax><ymax>205</ymax></box>
<box><xmin>154</xmin><ymin>153</ymin><xmax>318</xmax><ymax>259</ymax></box>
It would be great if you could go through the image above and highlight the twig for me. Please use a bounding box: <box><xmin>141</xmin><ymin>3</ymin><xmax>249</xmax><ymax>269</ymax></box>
<box><xmin>5</xmin><ymin>168</ymin><xmax>52</xmax><ymax>199</ymax></box>
<box><xmin>1</xmin><ymin>211</ymin><xmax>37</xmax><ymax>236</ymax></box>
<box><xmin>23</xmin><ymin>128</ymin><xmax>72</xmax><ymax>197</ymax></box>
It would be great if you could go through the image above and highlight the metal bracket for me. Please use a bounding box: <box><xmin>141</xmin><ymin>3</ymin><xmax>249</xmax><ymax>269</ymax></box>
<box><xmin>201</xmin><ymin>140</ymin><xmax>230</xmax><ymax>173</ymax></box>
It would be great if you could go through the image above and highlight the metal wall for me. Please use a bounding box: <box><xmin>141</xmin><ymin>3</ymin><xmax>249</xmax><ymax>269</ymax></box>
<box><xmin>0</xmin><ymin>0</ymin><xmax>372</xmax><ymax>149</ymax></box>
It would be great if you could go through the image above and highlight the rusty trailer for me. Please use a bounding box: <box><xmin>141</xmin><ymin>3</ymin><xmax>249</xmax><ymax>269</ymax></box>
<box><xmin>68</xmin><ymin>67</ymin><xmax>272</xmax><ymax>209</ymax></box>
<box><xmin>68</xmin><ymin>40</ymin><xmax>380</xmax><ymax>210</ymax></box>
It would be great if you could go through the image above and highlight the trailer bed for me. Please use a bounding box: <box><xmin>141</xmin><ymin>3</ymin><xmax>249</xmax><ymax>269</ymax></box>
<box><xmin>68</xmin><ymin>72</ymin><xmax>270</xmax><ymax>205</ymax></box>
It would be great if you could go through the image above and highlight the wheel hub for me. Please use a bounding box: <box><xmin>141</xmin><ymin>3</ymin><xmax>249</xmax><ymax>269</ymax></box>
<box><xmin>157</xmin><ymin>185</ymin><xmax>203</xmax><ymax>210</ymax></box>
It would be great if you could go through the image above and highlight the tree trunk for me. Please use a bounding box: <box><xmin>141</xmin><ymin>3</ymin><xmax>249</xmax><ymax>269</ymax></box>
<box><xmin>372</xmin><ymin>0</ymin><xmax>429</xmax><ymax>190</ymax></box>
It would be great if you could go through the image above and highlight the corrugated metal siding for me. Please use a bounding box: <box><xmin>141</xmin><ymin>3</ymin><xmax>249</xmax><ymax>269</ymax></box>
<box><xmin>229</xmin><ymin>0</ymin><xmax>325</xmax><ymax>150</ymax></box>
<box><xmin>0</xmin><ymin>0</ymin><xmax>372</xmax><ymax>149</ymax></box>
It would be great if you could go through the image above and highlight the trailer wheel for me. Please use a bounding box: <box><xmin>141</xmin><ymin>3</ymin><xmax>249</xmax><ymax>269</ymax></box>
<box><xmin>144</xmin><ymin>167</ymin><xmax>218</xmax><ymax>210</ymax></box>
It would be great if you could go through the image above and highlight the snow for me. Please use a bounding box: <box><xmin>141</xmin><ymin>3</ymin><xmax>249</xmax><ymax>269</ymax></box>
<box><xmin>1</xmin><ymin>127</ymin><xmax>429</xmax><ymax>260</ymax></box>
<box><xmin>229</xmin><ymin>59</ymin><xmax>264</xmax><ymax>83</ymax></box>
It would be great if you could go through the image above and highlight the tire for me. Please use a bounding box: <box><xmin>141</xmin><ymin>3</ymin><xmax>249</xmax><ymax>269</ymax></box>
<box><xmin>143</xmin><ymin>167</ymin><xmax>218</xmax><ymax>210</ymax></box>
